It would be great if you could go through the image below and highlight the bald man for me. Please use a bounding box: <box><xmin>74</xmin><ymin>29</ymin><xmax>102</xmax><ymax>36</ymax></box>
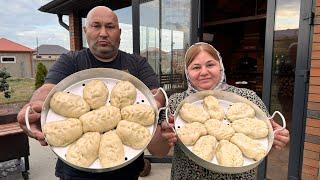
<box><xmin>17</xmin><ymin>6</ymin><xmax>169</xmax><ymax>180</ymax></box>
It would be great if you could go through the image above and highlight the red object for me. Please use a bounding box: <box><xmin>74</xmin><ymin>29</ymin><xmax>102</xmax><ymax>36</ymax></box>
<box><xmin>0</xmin><ymin>38</ymin><xmax>34</xmax><ymax>52</ymax></box>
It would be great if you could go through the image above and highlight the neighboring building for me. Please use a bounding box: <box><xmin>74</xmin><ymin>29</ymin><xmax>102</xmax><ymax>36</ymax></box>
<box><xmin>38</xmin><ymin>0</ymin><xmax>319</xmax><ymax>179</ymax></box>
<box><xmin>33</xmin><ymin>44</ymin><xmax>69</xmax><ymax>74</ymax></box>
<box><xmin>0</xmin><ymin>38</ymin><xmax>34</xmax><ymax>78</ymax></box>
<box><xmin>140</xmin><ymin>47</ymin><xmax>168</xmax><ymax>74</ymax></box>
<box><xmin>171</xmin><ymin>49</ymin><xmax>186</xmax><ymax>74</ymax></box>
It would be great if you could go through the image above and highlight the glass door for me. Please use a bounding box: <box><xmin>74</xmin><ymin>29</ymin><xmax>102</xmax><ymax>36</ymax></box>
<box><xmin>138</xmin><ymin>0</ymin><xmax>194</xmax><ymax>161</ymax></box>
<box><xmin>262</xmin><ymin>0</ymin><xmax>313</xmax><ymax>179</ymax></box>
<box><xmin>197</xmin><ymin>0</ymin><xmax>306</xmax><ymax>179</ymax></box>
<box><xmin>116</xmin><ymin>7</ymin><xmax>133</xmax><ymax>53</ymax></box>
<box><xmin>139</xmin><ymin>0</ymin><xmax>193</xmax><ymax>95</ymax></box>
<box><xmin>159</xmin><ymin>0</ymin><xmax>192</xmax><ymax>95</ymax></box>
<box><xmin>288</xmin><ymin>0</ymin><xmax>314</xmax><ymax>178</ymax></box>
<box><xmin>266</xmin><ymin>0</ymin><xmax>301</xmax><ymax>179</ymax></box>
<box><xmin>140</xmin><ymin>0</ymin><xmax>160</xmax><ymax>75</ymax></box>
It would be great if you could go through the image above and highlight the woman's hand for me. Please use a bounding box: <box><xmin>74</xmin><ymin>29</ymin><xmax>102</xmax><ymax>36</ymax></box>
<box><xmin>271</xmin><ymin>120</ymin><xmax>289</xmax><ymax>150</ymax></box>
<box><xmin>161</xmin><ymin>114</ymin><xmax>177</xmax><ymax>147</ymax></box>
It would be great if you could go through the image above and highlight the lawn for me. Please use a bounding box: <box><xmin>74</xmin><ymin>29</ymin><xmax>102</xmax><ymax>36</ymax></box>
<box><xmin>0</xmin><ymin>78</ymin><xmax>35</xmax><ymax>104</ymax></box>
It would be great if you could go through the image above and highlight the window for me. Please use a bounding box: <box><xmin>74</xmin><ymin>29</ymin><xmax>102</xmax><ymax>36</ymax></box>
<box><xmin>1</xmin><ymin>56</ymin><xmax>16</xmax><ymax>63</ymax></box>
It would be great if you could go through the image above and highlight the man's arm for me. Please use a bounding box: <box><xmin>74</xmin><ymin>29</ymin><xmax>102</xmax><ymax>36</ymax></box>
<box><xmin>148</xmin><ymin>125</ymin><xmax>170</xmax><ymax>157</ymax></box>
<box><xmin>29</xmin><ymin>83</ymin><xmax>56</xmax><ymax>102</ymax></box>
<box><xmin>147</xmin><ymin>115</ymin><xmax>176</xmax><ymax>157</ymax></box>
<box><xmin>17</xmin><ymin>83</ymin><xmax>56</xmax><ymax>145</ymax></box>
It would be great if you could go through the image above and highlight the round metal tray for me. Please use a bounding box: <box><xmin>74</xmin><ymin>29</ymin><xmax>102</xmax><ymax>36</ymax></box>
<box><xmin>34</xmin><ymin>68</ymin><xmax>159</xmax><ymax>172</ymax></box>
<box><xmin>173</xmin><ymin>90</ymin><xmax>286</xmax><ymax>174</ymax></box>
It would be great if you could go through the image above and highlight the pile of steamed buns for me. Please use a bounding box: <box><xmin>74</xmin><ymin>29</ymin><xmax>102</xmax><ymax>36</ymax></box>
<box><xmin>43</xmin><ymin>80</ymin><xmax>155</xmax><ymax>168</ymax></box>
<box><xmin>177</xmin><ymin>95</ymin><xmax>269</xmax><ymax>167</ymax></box>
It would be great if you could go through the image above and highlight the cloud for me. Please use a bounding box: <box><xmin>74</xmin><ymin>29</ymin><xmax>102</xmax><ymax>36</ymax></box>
<box><xmin>275</xmin><ymin>0</ymin><xmax>300</xmax><ymax>30</ymax></box>
<box><xmin>0</xmin><ymin>0</ymin><xmax>69</xmax><ymax>49</ymax></box>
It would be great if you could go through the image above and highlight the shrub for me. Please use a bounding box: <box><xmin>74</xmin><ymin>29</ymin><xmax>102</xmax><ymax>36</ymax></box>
<box><xmin>35</xmin><ymin>62</ymin><xmax>48</xmax><ymax>89</ymax></box>
<box><xmin>0</xmin><ymin>68</ymin><xmax>11</xmax><ymax>98</ymax></box>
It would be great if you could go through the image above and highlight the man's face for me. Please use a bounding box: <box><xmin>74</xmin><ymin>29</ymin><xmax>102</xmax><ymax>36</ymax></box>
<box><xmin>84</xmin><ymin>9</ymin><xmax>121</xmax><ymax>60</ymax></box>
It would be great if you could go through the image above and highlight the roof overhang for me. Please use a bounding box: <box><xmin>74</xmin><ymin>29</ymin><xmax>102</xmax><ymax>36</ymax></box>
<box><xmin>39</xmin><ymin>0</ymin><xmax>131</xmax><ymax>17</ymax></box>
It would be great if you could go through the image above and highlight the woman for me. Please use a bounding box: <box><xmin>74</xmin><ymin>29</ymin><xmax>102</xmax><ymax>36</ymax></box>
<box><xmin>160</xmin><ymin>42</ymin><xmax>290</xmax><ymax>179</ymax></box>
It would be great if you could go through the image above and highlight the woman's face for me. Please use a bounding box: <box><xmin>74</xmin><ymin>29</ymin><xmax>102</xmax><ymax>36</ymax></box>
<box><xmin>187</xmin><ymin>51</ymin><xmax>221</xmax><ymax>90</ymax></box>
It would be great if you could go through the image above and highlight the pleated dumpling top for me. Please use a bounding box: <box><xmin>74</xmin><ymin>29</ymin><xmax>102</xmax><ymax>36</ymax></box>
<box><xmin>50</xmin><ymin>92</ymin><xmax>90</xmax><ymax>118</ymax></box>
<box><xmin>83</xmin><ymin>80</ymin><xmax>109</xmax><ymax>110</ymax></box>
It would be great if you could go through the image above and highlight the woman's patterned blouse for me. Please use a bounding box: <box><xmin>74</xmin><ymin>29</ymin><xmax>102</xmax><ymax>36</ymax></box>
<box><xmin>168</xmin><ymin>85</ymin><xmax>269</xmax><ymax>180</ymax></box>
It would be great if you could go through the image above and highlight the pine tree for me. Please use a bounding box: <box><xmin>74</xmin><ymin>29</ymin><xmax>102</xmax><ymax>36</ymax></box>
<box><xmin>0</xmin><ymin>68</ymin><xmax>11</xmax><ymax>98</ymax></box>
<box><xmin>35</xmin><ymin>62</ymin><xmax>48</xmax><ymax>89</ymax></box>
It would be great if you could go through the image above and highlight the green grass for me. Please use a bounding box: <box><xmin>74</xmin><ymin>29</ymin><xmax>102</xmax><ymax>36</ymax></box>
<box><xmin>0</xmin><ymin>78</ymin><xmax>35</xmax><ymax>104</ymax></box>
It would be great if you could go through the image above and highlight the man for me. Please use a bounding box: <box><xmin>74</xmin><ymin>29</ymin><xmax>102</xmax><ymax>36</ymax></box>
<box><xmin>17</xmin><ymin>6</ymin><xmax>174</xmax><ymax>180</ymax></box>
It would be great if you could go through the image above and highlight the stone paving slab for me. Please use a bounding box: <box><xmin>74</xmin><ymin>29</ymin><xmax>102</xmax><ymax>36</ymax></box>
<box><xmin>0</xmin><ymin>159</ymin><xmax>22</xmax><ymax>178</ymax></box>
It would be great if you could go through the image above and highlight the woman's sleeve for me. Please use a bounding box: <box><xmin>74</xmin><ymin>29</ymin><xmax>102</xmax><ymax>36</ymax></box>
<box><xmin>245</xmin><ymin>90</ymin><xmax>269</xmax><ymax>116</ymax></box>
<box><xmin>168</xmin><ymin>93</ymin><xmax>184</xmax><ymax>115</ymax></box>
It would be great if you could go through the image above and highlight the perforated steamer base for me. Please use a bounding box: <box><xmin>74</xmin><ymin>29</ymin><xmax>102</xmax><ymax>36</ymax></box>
<box><xmin>41</xmin><ymin>68</ymin><xmax>158</xmax><ymax>172</ymax></box>
<box><xmin>173</xmin><ymin>90</ymin><xmax>284</xmax><ymax>174</ymax></box>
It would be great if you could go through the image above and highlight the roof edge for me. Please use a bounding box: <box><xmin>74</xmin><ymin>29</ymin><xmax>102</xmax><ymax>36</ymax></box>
<box><xmin>0</xmin><ymin>50</ymin><xmax>34</xmax><ymax>53</ymax></box>
<box><xmin>38</xmin><ymin>0</ymin><xmax>69</xmax><ymax>14</ymax></box>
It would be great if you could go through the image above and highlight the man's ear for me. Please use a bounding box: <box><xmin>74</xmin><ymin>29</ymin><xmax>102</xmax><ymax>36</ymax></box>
<box><xmin>119</xmin><ymin>28</ymin><xmax>122</xmax><ymax>35</ymax></box>
<box><xmin>83</xmin><ymin>26</ymin><xmax>87</xmax><ymax>34</ymax></box>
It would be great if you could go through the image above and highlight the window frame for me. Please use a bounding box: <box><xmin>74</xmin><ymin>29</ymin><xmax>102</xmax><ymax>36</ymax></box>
<box><xmin>1</xmin><ymin>56</ymin><xmax>16</xmax><ymax>63</ymax></box>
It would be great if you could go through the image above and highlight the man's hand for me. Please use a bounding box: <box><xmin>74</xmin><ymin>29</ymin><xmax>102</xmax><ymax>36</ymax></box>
<box><xmin>17</xmin><ymin>100</ymin><xmax>47</xmax><ymax>146</ymax></box>
<box><xmin>16</xmin><ymin>83</ymin><xmax>55</xmax><ymax>146</ymax></box>
<box><xmin>161</xmin><ymin>114</ymin><xmax>177</xmax><ymax>147</ymax></box>
<box><xmin>271</xmin><ymin>120</ymin><xmax>290</xmax><ymax>150</ymax></box>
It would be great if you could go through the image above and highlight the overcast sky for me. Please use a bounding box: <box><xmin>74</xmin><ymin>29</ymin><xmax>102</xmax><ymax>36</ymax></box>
<box><xmin>0</xmin><ymin>0</ymin><xmax>70</xmax><ymax>49</ymax></box>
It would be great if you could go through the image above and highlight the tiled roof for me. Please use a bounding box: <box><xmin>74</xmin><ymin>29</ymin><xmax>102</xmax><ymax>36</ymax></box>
<box><xmin>35</xmin><ymin>44</ymin><xmax>69</xmax><ymax>55</ymax></box>
<box><xmin>0</xmin><ymin>38</ymin><xmax>34</xmax><ymax>52</ymax></box>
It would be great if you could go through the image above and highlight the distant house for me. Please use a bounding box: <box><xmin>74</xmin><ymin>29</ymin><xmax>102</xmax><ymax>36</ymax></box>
<box><xmin>33</xmin><ymin>44</ymin><xmax>69</xmax><ymax>74</ymax></box>
<box><xmin>0</xmin><ymin>38</ymin><xmax>34</xmax><ymax>78</ymax></box>
<box><xmin>141</xmin><ymin>47</ymin><xmax>168</xmax><ymax>74</ymax></box>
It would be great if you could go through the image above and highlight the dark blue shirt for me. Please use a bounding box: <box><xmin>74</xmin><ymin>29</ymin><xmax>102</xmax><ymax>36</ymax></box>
<box><xmin>45</xmin><ymin>48</ymin><xmax>159</xmax><ymax>180</ymax></box>
<box><xmin>45</xmin><ymin>48</ymin><xmax>159</xmax><ymax>90</ymax></box>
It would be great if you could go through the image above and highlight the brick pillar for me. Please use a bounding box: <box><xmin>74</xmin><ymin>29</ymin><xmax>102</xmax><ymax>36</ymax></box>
<box><xmin>69</xmin><ymin>12</ymin><xmax>82</xmax><ymax>51</ymax></box>
<box><xmin>302</xmin><ymin>1</ymin><xmax>320</xmax><ymax>179</ymax></box>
